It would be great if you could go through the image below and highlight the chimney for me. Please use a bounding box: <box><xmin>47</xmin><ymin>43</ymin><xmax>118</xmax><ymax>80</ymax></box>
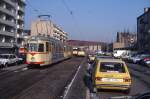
<box><xmin>144</xmin><ymin>7</ymin><xmax>150</xmax><ymax>13</ymax></box>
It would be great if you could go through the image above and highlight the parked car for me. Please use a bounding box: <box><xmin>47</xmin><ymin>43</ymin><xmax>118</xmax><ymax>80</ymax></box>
<box><xmin>17</xmin><ymin>54</ymin><xmax>26</xmax><ymax>64</ymax></box>
<box><xmin>140</xmin><ymin>57</ymin><xmax>150</xmax><ymax>67</ymax></box>
<box><xmin>88</xmin><ymin>54</ymin><xmax>96</xmax><ymax>63</ymax></box>
<box><xmin>130</xmin><ymin>54</ymin><xmax>150</xmax><ymax>64</ymax></box>
<box><xmin>0</xmin><ymin>54</ymin><xmax>20</xmax><ymax>67</ymax></box>
<box><xmin>92</xmin><ymin>58</ymin><xmax>132</xmax><ymax>94</ymax></box>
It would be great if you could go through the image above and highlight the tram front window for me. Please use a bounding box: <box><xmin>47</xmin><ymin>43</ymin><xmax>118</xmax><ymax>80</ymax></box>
<box><xmin>38</xmin><ymin>44</ymin><xmax>44</xmax><ymax>52</ymax></box>
<box><xmin>28</xmin><ymin>43</ymin><xmax>38</xmax><ymax>52</ymax></box>
<box><xmin>28</xmin><ymin>43</ymin><xmax>44</xmax><ymax>52</ymax></box>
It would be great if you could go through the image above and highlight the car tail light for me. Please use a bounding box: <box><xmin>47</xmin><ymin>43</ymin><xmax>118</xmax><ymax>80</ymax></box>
<box><xmin>144</xmin><ymin>58</ymin><xmax>150</xmax><ymax>61</ymax></box>
<box><xmin>95</xmin><ymin>77</ymin><xmax>102</xmax><ymax>81</ymax></box>
<box><xmin>123</xmin><ymin>78</ymin><xmax>131</xmax><ymax>82</ymax></box>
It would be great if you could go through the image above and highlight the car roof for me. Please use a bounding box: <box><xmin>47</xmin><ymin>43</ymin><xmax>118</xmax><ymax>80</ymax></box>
<box><xmin>96</xmin><ymin>58</ymin><xmax>124</xmax><ymax>63</ymax></box>
<box><xmin>96</xmin><ymin>56</ymin><xmax>113</xmax><ymax>59</ymax></box>
<box><xmin>0</xmin><ymin>54</ymin><xmax>15</xmax><ymax>55</ymax></box>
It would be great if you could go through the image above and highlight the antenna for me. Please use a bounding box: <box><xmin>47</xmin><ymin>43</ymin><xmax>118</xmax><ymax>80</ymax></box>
<box><xmin>38</xmin><ymin>15</ymin><xmax>52</xmax><ymax>21</ymax></box>
<box><xmin>38</xmin><ymin>15</ymin><xmax>52</xmax><ymax>36</ymax></box>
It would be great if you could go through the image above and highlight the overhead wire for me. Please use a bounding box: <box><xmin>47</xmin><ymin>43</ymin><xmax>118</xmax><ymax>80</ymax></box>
<box><xmin>26</xmin><ymin>0</ymin><xmax>42</xmax><ymax>14</ymax></box>
<box><xmin>26</xmin><ymin>0</ymin><xmax>84</xmax><ymax>40</ymax></box>
<box><xmin>61</xmin><ymin>0</ymin><xmax>85</xmax><ymax>40</ymax></box>
<box><xmin>26</xmin><ymin>0</ymin><xmax>53</xmax><ymax>36</ymax></box>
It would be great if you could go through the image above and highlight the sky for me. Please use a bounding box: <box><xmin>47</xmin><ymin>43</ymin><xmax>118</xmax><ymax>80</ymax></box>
<box><xmin>25</xmin><ymin>0</ymin><xmax>150</xmax><ymax>42</ymax></box>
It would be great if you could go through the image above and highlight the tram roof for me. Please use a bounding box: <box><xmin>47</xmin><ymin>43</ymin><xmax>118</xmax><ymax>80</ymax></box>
<box><xmin>28</xmin><ymin>35</ymin><xmax>61</xmax><ymax>43</ymax></box>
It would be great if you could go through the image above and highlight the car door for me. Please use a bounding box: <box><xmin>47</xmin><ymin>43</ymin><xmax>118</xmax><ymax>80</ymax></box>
<box><xmin>12</xmin><ymin>55</ymin><xmax>17</xmax><ymax>64</ymax></box>
<box><xmin>8</xmin><ymin>55</ymin><xmax>13</xmax><ymax>64</ymax></box>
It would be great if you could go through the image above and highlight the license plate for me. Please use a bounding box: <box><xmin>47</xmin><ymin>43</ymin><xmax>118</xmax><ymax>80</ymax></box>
<box><xmin>102</xmin><ymin>78</ymin><xmax>123</xmax><ymax>82</ymax></box>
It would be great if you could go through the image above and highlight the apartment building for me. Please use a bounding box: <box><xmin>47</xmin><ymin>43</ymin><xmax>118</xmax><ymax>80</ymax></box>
<box><xmin>0</xmin><ymin>0</ymin><xmax>25</xmax><ymax>53</ymax></box>
<box><xmin>16</xmin><ymin>0</ymin><xmax>26</xmax><ymax>46</ymax></box>
<box><xmin>137</xmin><ymin>7</ymin><xmax>150</xmax><ymax>52</ymax></box>
<box><xmin>31</xmin><ymin>19</ymin><xmax>68</xmax><ymax>42</ymax></box>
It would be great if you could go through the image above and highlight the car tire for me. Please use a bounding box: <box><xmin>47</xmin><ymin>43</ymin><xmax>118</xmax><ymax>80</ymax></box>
<box><xmin>147</xmin><ymin>64</ymin><xmax>150</xmax><ymax>68</ymax></box>
<box><xmin>4</xmin><ymin>63</ymin><xmax>8</xmax><ymax>68</ymax></box>
<box><xmin>15</xmin><ymin>62</ymin><xmax>18</xmax><ymax>66</ymax></box>
<box><xmin>124</xmin><ymin>88</ymin><xmax>130</xmax><ymax>94</ymax></box>
<box><xmin>93</xmin><ymin>87</ymin><xmax>97</xmax><ymax>93</ymax></box>
<box><xmin>133</xmin><ymin>60</ymin><xmax>137</xmax><ymax>64</ymax></box>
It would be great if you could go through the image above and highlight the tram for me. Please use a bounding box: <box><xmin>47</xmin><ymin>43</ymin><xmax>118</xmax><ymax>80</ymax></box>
<box><xmin>26</xmin><ymin>35</ymin><xmax>72</xmax><ymax>66</ymax></box>
<box><xmin>73</xmin><ymin>48</ymin><xmax>78</xmax><ymax>56</ymax></box>
<box><xmin>72</xmin><ymin>47</ymin><xmax>86</xmax><ymax>57</ymax></box>
<box><xmin>77</xmin><ymin>47</ymin><xmax>86</xmax><ymax>57</ymax></box>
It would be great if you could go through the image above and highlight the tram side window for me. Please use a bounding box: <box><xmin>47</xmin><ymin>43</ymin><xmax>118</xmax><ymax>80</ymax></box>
<box><xmin>49</xmin><ymin>43</ymin><xmax>52</xmax><ymax>52</ymax></box>
<box><xmin>46</xmin><ymin>42</ymin><xmax>49</xmax><ymax>52</ymax></box>
<box><xmin>38</xmin><ymin>44</ymin><xmax>44</xmax><ymax>52</ymax></box>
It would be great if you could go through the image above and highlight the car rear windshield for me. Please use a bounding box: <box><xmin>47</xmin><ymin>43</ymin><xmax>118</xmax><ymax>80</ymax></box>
<box><xmin>100</xmin><ymin>62</ymin><xmax>125</xmax><ymax>73</ymax></box>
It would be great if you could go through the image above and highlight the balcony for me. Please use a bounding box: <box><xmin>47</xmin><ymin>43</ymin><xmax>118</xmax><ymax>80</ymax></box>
<box><xmin>19</xmin><ymin>0</ymin><xmax>26</xmax><ymax>5</ymax></box>
<box><xmin>3</xmin><ymin>0</ymin><xmax>16</xmax><ymax>7</ymax></box>
<box><xmin>17</xmin><ymin>15</ymin><xmax>24</xmax><ymax>21</ymax></box>
<box><xmin>0</xmin><ymin>30</ymin><xmax>15</xmax><ymax>37</ymax></box>
<box><xmin>0</xmin><ymin>42</ymin><xmax>13</xmax><ymax>48</ymax></box>
<box><xmin>0</xmin><ymin>18</ymin><xmax>16</xmax><ymax>27</ymax></box>
<box><xmin>0</xmin><ymin>7</ymin><xmax>16</xmax><ymax>17</ymax></box>
<box><xmin>16</xmin><ymin>34</ymin><xmax>24</xmax><ymax>39</ymax></box>
<box><xmin>17</xmin><ymin>24</ymin><xmax>24</xmax><ymax>30</ymax></box>
<box><xmin>17</xmin><ymin>6</ymin><xmax>24</xmax><ymax>12</ymax></box>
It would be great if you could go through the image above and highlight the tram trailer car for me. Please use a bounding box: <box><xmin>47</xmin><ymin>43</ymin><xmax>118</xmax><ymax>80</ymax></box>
<box><xmin>77</xmin><ymin>48</ymin><xmax>86</xmax><ymax>57</ymax></box>
<box><xmin>26</xmin><ymin>36</ymin><xmax>72</xmax><ymax>66</ymax></box>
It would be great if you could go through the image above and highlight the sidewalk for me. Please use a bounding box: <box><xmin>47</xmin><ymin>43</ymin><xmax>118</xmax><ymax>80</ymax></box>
<box><xmin>3</xmin><ymin>64</ymin><xmax>27</xmax><ymax>71</ymax></box>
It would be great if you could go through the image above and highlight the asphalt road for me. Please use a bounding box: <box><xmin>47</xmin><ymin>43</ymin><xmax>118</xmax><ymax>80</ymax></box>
<box><xmin>63</xmin><ymin>60</ymin><xmax>150</xmax><ymax>99</ymax></box>
<box><xmin>0</xmin><ymin>57</ymin><xmax>85</xmax><ymax>99</ymax></box>
<box><xmin>0</xmin><ymin>58</ymin><xmax>150</xmax><ymax>99</ymax></box>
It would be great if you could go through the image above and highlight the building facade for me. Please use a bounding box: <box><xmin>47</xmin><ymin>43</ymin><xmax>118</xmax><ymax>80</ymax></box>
<box><xmin>16</xmin><ymin>0</ymin><xmax>26</xmax><ymax>46</ymax></box>
<box><xmin>31</xmin><ymin>19</ymin><xmax>68</xmax><ymax>42</ymax></box>
<box><xmin>137</xmin><ymin>8</ymin><xmax>150</xmax><ymax>52</ymax></box>
<box><xmin>67</xmin><ymin>40</ymin><xmax>107</xmax><ymax>52</ymax></box>
<box><xmin>0</xmin><ymin>0</ymin><xmax>25</xmax><ymax>53</ymax></box>
<box><xmin>113</xmin><ymin>32</ymin><xmax>137</xmax><ymax>50</ymax></box>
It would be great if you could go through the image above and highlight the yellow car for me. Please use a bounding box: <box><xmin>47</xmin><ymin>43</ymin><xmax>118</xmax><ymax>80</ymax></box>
<box><xmin>77</xmin><ymin>51</ymin><xmax>86</xmax><ymax>57</ymax></box>
<box><xmin>73</xmin><ymin>50</ymin><xmax>78</xmax><ymax>56</ymax></box>
<box><xmin>92</xmin><ymin>58</ymin><xmax>132</xmax><ymax>93</ymax></box>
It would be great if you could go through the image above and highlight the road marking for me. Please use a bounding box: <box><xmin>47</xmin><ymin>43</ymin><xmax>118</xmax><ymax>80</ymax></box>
<box><xmin>22</xmin><ymin>67</ymin><xmax>28</xmax><ymax>71</ymax></box>
<box><xmin>63</xmin><ymin>65</ymin><xmax>81</xmax><ymax>99</ymax></box>
<box><xmin>14</xmin><ymin>70</ymin><xmax>19</xmax><ymax>72</ymax></box>
<box><xmin>86</xmin><ymin>88</ymin><xmax>91</xmax><ymax>99</ymax></box>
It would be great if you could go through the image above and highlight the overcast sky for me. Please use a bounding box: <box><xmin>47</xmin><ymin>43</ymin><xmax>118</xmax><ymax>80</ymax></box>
<box><xmin>25</xmin><ymin>0</ymin><xmax>150</xmax><ymax>42</ymax></box>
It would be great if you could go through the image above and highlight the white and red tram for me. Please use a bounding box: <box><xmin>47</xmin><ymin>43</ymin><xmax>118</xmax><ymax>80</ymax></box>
<box><xmin>26</xmin><ymin>35</ymin><xmax>72</xmax><ymax>66</ymax></box>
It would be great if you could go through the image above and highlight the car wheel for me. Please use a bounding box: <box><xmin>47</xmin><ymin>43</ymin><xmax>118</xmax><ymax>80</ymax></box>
<box><xmin>15</xmin><ymin>62</ymin><xmax>18</xmax><ymax>66</ymax></box>
<box><xmin>147</xmin><ymin>64</ymin><xmax>150</xmax><ymax>68</ymax></box>
<box><xmin>133</xmin><ymin>60</ymin><xmax>137</xmax><ymax>64</ymax></box>
<box><xmin>93</xmin><ymin>87</ymin><xmax>97</xmax><ymax>93</ymax></box>
<box><xmin>4</xmin><ymin>63</ymin><xmax>8</xmax><ymax>68</ymax></box>
<box><xmin>124</xmin><ymin>88</ymin><xmax>130</xmax><ymax>94</ymax></box>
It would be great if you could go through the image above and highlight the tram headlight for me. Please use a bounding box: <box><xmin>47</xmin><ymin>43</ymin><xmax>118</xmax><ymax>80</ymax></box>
<box><xmin>31</xmin><ymin>57</ymin><xmax>35</xmax><ymax>61</ymax></box>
